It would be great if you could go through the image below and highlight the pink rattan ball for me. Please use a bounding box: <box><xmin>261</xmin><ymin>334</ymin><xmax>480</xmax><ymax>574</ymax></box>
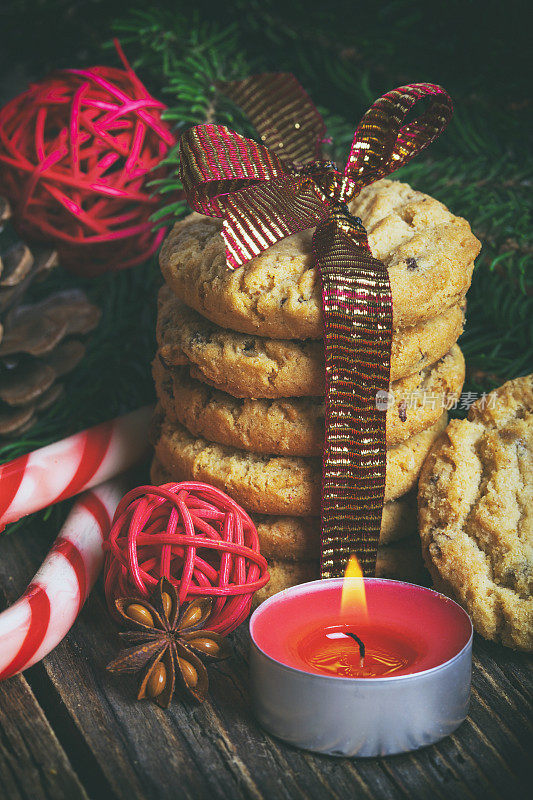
<box><xmin>0</xmin><ymin>42</ymin><xmax>177</xmax><ymax>277</ymax></box>
<box><xmin>104</xmin><ymin>482</ymin><xmax>270</xmax><ymax>635</ymax></box>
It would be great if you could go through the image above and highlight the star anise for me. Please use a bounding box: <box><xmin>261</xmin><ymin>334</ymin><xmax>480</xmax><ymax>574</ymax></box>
<box><xmin>106</xmin><ymin>578</ymin><xmax>231</xmax><ymax>707</ymax></box>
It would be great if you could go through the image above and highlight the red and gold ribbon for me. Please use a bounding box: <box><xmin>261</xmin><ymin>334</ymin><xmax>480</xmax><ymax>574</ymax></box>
<box><xmin>179</xmin><ymin>74</ymin><xmax>452</xmax><ymax>577</ymax></box>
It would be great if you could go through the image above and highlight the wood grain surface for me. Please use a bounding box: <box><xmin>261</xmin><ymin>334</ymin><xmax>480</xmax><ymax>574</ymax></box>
<box><xmin>0</xmin><ymin>517</ymin><xmax>531</xmax><ymax>800</ymax></box>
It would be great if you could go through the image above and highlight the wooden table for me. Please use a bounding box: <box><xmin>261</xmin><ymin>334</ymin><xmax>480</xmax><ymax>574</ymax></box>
<box><xmin>0</xmin><ymin>519</ymin><xmax>531</xmax><ymax>800</ymax></box>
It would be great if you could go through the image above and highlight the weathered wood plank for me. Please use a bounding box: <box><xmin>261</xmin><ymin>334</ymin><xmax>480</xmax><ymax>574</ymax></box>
<box><xmin>40</xmin><ymin>602</ymin><xmax>252</xmax><ymax>800</ymax></box>
<box><xmin>0</xmin><ymin>665</ymin><xmax>87</xmax><ymax>800</ymax></box>
<box><xmin>0</xmin><ymin>518</ymin><xmax>531</xmax><ymax>800</ymax></box>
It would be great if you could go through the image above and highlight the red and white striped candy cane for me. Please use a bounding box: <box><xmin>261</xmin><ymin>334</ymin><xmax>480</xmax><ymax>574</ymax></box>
<box><xmin>0</xmin><ymin>478</ymin><xmax>124</xmax><ymax>680</ymax></box>
<box><xmin>0</xmin><ymin>406</ymin><xmax>152</xmax><ymax>531</ymax></box>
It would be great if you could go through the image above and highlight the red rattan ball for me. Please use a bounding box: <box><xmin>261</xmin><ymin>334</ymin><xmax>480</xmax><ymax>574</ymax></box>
<box><xmin>104</xmin><ymin>482</ymin><xmax>270</xmax><ymax>635</ymax></box>
<box><xmin>0</xmin><ymin>42</ymin><xmax>177</xmax><ymax>277</ymax></box>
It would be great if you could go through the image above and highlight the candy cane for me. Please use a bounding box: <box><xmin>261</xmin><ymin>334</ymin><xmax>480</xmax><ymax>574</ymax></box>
<box><xmin>0</xmin><ymin>406</ymin><xmax>152</xmax><ymax>531</ymax></box>
<box><xmin>0</xmin><ymin>479</ymin><xmax>124</xmax><ymax>680</ymax></box>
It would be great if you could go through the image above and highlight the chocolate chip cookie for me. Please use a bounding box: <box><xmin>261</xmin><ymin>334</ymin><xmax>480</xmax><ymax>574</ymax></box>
<box><xmin>152</xmin><ymin>408</ymin><xmax>447</xmax><ymax>516</ymax></box>
<box><xmin>160</xmin><ymin>178</ymin><xmax>480</xmax><ymax>338</ymax></box>
<box><xmin>418</xmin><ymin>374</ymin><xmax>533</xmax><ymax>651</ymax></box>
<box><xmin>153</xmin><ymin>346</ymin><xmax>463</xmax><ymax>454</ymax></box>
<box><xmin>157</xmin><ymin>286</ymin><xmax>466</xmax><ymax>394</ymax></box>
<box><xmin>151</xmin><ymin>457</ymin><xmax>417</xmax><ymax>555</ymax></box>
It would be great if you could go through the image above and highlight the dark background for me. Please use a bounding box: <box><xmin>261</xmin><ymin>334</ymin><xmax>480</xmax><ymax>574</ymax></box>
<box><xmin>0</xmin><ymin>0</ymin><xmax>531</xmax><ymax>117</ymax></box>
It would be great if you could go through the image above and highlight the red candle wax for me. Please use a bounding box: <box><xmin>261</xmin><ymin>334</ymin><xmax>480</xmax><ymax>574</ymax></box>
<box><xmin>297</xmin><ymin>623</ymin><xmax>419</xmax><ymax>678</ymax></box>
<box><xmin>251</xmin><ymin>579</ymin><xmax>472</xmax><ymax>678</ymax></box>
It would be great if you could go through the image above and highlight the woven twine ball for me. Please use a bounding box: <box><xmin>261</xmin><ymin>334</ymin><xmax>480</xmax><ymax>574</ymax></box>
<box><xmin>0</xmin><ymin>43</ymin><xmax>177</xmax><ymax>277</ymax></box>
<box><xmin>104</xmin><ymin>482</ymin><xmax>270</xmax><ymax>635</ymax></box>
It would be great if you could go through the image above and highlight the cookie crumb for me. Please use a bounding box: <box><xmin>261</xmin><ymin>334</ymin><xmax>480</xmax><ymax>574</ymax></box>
<box><xmin>191</xmin><ymin>331</ymin><xmax>210</xmax><ymax>346</ymax></box>
<box><xmin>398</xmin><ymin>400</ymin><xmax>407</xmax><ymax>422</ymax></box>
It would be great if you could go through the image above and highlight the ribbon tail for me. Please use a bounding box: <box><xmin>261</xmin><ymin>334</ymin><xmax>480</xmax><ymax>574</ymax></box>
<box><xmin>314</xmin><ymin>207</ymin><xmax>392</xmax><ymax>578</ymax></box>
<box><xmin>218</xmin><ymin>74</ymin><xmax>327</xmax><ymax>164</ymax></box>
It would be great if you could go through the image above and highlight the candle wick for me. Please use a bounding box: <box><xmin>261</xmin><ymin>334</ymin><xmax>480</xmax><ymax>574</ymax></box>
<box><xmin>345</xmin><ymin>632</ymin><xmax>365</xmax><ymax>667</ymax></box>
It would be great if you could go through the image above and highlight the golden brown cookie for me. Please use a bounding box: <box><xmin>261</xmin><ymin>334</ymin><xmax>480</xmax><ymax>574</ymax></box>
<box><xmin>252</xmin><ymin>560</ymin><xmax>318</xmax><ymax>606</ymax></box>
<box><xmin>253</xmin><ymin>498</ymin><xmax>418</xmax><ymax>558</ymax></box>
<box><xmin>256</xmin><ymin>510</ymin><xmax>417</xmax><ymax>561</ymax></box>
<box><xmin>156</xmin><ymin>286</ymin><xmax>465</xmax><ymax>393</ymax></box>
<box><xmin>160</xmin><ymin>178</ymin><xmax>480</xmax><ymax>338</ymax></box>
<box><xmin>150</xmin><ymin>458</ymin><xmax>417</xmax><ymax>557</ymax></box>
<box><xmin>253</xmin><ymin>541</ymin><xmax>428</xmax><ymax>606</ymax></box>
<box><xmin>418</xmin><ymin>375</ymin><xmax>533</xmax><ymax>651</ymax></box>
<box><xmin>153</xmin><ymin>346</ymin><xmax>464</xmax><ymax>454</ymax></box>
<box><xmin>151</xmin><ymin>409</ymin><xmax>447</xmax><ymax>516</ymax></box>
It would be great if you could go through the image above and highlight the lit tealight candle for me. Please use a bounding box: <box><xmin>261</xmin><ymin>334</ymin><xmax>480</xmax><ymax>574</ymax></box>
<box><xmin>296</xmin><ymin>556</ymin><xmax>420</xmax><ymax>679</ymax></box>
<box><xmin>250</xmin><ymin>558</ymin><xmax>473</xmax><ymax>758</ymax></box>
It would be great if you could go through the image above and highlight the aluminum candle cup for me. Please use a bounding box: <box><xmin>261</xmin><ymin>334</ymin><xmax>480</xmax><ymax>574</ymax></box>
<box><xmin>249</xmin><ymin>578</ymin><xmax>473</xmax><ymax>757</ymax></box>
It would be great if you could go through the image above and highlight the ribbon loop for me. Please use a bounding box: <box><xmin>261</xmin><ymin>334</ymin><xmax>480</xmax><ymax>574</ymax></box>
<box><xmin>179</xmin><ymin>123</ymin><xmax>285</xmax><ymax>217</ymax></box>
<box><xmin>345</xmin><ymin>83</ymin><xmax>453</xmax><ymax>190</ymax></box>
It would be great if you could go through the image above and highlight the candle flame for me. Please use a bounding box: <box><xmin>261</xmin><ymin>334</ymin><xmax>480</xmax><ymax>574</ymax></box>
<box><xmin>340</xmin><ymin>554</ymin><xmax>368</xmax><ymax>620</ymax></box>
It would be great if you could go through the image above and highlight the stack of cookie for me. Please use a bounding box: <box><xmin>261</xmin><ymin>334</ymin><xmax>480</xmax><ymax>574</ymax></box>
<box><xmin>152</xmin><ymin>179</ymin><xmax>481</xmax><ymax>603</ymax></box>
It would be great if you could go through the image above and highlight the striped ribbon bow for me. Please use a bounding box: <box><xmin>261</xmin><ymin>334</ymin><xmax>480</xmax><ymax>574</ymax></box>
<box><xmin>179</xmin><ymin>74</ymin><xmax>452</xmax><ymax>577</ymax></box>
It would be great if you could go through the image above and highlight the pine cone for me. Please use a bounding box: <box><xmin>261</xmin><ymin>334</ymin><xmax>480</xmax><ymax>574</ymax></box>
<box><xmin>0</xmin><ymin>197</ymin><xmax>101</xmax><ymax>439</ymax></box>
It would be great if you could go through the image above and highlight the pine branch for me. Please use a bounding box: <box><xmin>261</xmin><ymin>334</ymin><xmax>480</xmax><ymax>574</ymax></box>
<box><xmin>109</xmin><ymin>10</ymin><xmax>253</xmax><ymax>229</ymax></box>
